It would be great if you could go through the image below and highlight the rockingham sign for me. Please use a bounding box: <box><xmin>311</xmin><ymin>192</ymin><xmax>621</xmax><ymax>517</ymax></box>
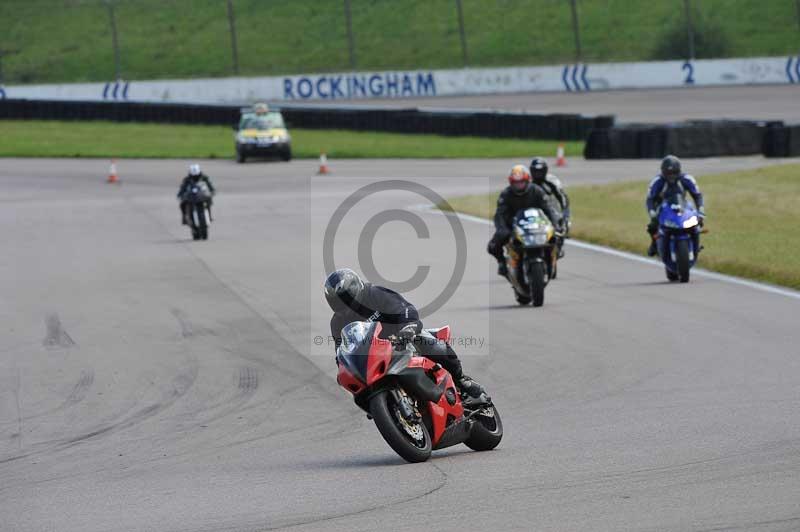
<box><xmin>2</xmin><ymin>56</ymin><xmax>799</xmax><ymax>103</ymax></box>
<box><xmin>282</xmin><ymin>72</ymin><xmax>436</xmax><ymax>100</ymax></box>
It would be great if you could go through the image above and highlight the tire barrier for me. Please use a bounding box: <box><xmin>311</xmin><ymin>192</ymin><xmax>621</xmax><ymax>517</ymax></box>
<box><xmin>762</xmin><ymin>123</ymin><xmax>800</xmax><ymax>158</ymax></box>
<box><xmin>0</xmin><ymin>98</ymin><xmax>240</xmax><ymax>124</ymax></box>
<box><xmin>585</xmin><ymin>120</ymin><xmax>781</xmax><ymax>159</ymax></box>
<box><xmin>0</xmin><ymin>98</ymin><xmax>613</xmax><ymax>141</ymax></box>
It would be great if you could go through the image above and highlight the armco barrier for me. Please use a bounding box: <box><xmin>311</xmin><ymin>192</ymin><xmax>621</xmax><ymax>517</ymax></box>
<box><xmin>0</xmin><ymin>98</ymin><xmax>613</xmax><ymax>141</ymax></box>
<box><xmin>585</xmin><ymin>120</ymin><xmax>777</xmax><ymax>159</ymax></box>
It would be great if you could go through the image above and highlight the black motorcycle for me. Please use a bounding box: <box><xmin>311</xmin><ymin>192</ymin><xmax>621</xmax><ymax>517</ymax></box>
<box><xmin>183</xmin><ymin>182</ymin><xmax>212</xmax><ymax>240</ymax></box>
<box><xmin>503</xmin><ymin>208</ymin><xmax>560</xmax><ymax>307</ymax></box>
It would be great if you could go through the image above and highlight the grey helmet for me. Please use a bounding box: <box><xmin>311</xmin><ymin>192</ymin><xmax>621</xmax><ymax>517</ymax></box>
<box><xmin>324</xmin><ymin>268</ymin><xmax>365</xmax><ymax>311</ymax></box>
<box><xmin>660</xmin><ymin>155</ymin><xmax>682</xmax><ymax>184</ymax></box>
<box><xmin>529</xmin><ymin>157</ymin><xmax>548</xmax><ymax>184</ymax></box>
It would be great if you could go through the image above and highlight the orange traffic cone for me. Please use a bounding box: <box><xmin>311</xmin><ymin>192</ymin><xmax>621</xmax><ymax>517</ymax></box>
<box><xmin>317</xmin><ymin>152</ymin><xmax>330</xmax><ymax>175</ymax></box>
<box><xmin>107</xmin><ymin>159</ymin><xmax>119</xmax><ymax>183</ymax></box>
<box><xmin>556</xmin><ymin>144</ymin><xmax>566</xmax><ymax>167</ymax></box>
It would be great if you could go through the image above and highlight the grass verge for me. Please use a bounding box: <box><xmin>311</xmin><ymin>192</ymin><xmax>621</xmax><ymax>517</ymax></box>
<box><xmin>3</xmin><ymin>0</ymin><xmax>799</xmax><ymax>83</ymax></box>
<box><xmin>0</xmin><ymin>120</ymin><xmax>582</xmax><ymax>160</ymax></box>
<box><xmin>442</xmin><ymin>165</ymin><xmax>800</xmax><ymax>289</ymax></box>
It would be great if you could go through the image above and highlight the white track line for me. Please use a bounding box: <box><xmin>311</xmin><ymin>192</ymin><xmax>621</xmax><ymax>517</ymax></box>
<box><xmin>415</xmin><ymin>204</ymin><xmax>800</xmax><ymax>301</ymax></box>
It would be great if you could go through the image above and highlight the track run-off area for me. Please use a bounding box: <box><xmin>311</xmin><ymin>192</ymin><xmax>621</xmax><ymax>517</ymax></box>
<box><xmin>2</xmin><ymin>155</ymin><xmax>800</xmax><ymax>531</ymax></box>
<box><xmin>300</xmin><ymin>85</ymin><xmax>800</xmax><ymax>124</ymax></box>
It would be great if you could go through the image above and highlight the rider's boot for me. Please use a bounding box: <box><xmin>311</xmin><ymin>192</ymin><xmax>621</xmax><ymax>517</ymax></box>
<box><xmin>497</xmin><ymin>261</ymin><xmax>508</xmax><ymax>277</ymax></box>
<box><xmin>457</xmin><ymin>374</ymin><xmax>485</xmax><ymax>398</ymax></box>
<box><xmin>647</xmin><ymin>239</ymin><xmax>658</xmax><ymax>257</ymax></box>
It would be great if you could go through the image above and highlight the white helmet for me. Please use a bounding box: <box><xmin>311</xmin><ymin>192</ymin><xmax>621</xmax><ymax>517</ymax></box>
<box><xmin>189</xmin><ymin>164</ymin><xmax>201</xmax><ymax>177</ymax></box>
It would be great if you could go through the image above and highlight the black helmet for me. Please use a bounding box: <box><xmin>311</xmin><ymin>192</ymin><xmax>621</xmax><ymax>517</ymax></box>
<box><xmin>529</xmin><ymin>157</ymin><xmax>548</xmax><ymax>183</ymax></box>
<box><xmin>324</xmin><ymin>268</ymin><xmax>365</xmax><ymax>311</ymax></box>
<box><xmin>661</xmin><ymin>155</ymin><xmax>682</xmax><ymax>184</ymax></box>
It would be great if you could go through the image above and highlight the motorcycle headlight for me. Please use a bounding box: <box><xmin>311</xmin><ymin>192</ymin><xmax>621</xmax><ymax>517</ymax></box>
<box><xmin>662</xmin><ymin>219</ymin><xmax>680</xmax><ymax>229</ymax></box>
<box><xmin>523</xmin><ymin>233</ymin><xmax>549</xmax><ymax>246</ymax></box>
<box><xmin>683</xmin><ymin>216</ymin><xmax>698</xmax><ymax>229</ymax></box>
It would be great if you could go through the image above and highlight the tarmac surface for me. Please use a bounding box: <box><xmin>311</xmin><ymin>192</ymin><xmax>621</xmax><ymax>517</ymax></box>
<box><xmin>298</xmin><ymin>85</ymin><xmax>800</xmax><ymax>123</ymax></box>
<box><xmin>2</xmin><ymin>156</ymin><xmax>800</xmax><ymax>531</ymax></box>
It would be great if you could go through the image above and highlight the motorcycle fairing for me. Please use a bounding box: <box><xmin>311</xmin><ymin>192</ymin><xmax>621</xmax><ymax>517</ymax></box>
<box><xmin>423</xmin><ymin>325</ymin><xmax>451</xmax><ymax>343</ymax></box>
<box><xmin>403</xmin><ymin>356</ymin><xmax>465</xmax><ymax>446</ymax></box>
<box><xmin>336</xmin><ymin>321</ymin><xmax>467</xmax><ymax>448</ymax></box>
<box><xmin>336</xmin><ymin>321</ymin><xmax>393</xmax><ymax>392</ymax></box>
<box><xmin>657</xmin><ymin>195</ymin><xmax>700</xmax><ymax>272</ymax></box>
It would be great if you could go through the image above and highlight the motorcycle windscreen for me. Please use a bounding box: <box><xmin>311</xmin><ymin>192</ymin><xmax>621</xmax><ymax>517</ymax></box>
<box><xmin>336</xmin><ymin>321</ymin><xmax>378</xmax><ymax>383</ymax></box>
<box><xmin>515</xmin><ymin>208</ymin><xmax>545</xmax><ymax>224</ymax></box>
<box><xmin>660</xmin><ymin>193</ymin><xmax>698</xmax><ymax>228</ymax></box>
<box><xmin>514</xmin><ymin>208</ymin><xmax>553</xmax><ymax>246</ymax></box>
<box><xmin>187</xmin><ymin>183</ymin><xmax>212</xmax><ymax>203</ymax></box>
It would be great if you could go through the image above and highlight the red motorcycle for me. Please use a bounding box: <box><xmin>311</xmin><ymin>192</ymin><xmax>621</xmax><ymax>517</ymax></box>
<box><xmin>336</xmin><ymin>321</ymin><xmax>502</xmax><ymax>463</ymax></box>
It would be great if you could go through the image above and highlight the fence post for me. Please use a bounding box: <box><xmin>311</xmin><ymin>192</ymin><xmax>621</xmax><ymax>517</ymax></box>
<box><xmin>226</xmin><ymin>0</ymin><xmax>240</xmax><ymax>75</ymax></box>
<box><xmin>683</xmin><ymin>0</ymin><xmax>696</xmax><ymax>60</ymax></box>
<box><xmin>455</xmin><ymin>0</ymin><xmax>469</xmax><ymax>66</ymax></box>
<box><xmin>105</xmin><ymin>0</ymin><xmax>122</xmax><ymax>80</ymax></box>
<box><xmin>795</xmin><ymin>0</ymin><xmax>800</xmax><ymax>32</ymax></box>
<box><xmin>344</xmin><ymin>0</ymin><xmax>357</xmax><ymax>69</ymax></box>
<box><xmin>0</xmin><ymin>49</ymin><xmax>19</xmax><ymax>85</ymax></box>
<box><xmin>569</xmin><ymin>0</ymin><xmax>582</xmax><ymax>62</ymax></box>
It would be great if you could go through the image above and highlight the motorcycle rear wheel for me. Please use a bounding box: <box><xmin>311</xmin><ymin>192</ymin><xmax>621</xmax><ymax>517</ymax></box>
<box><xmin>370</xmin><ymin>390</ymin><xmax>432</xmax><ymax>463</ymax></box>
<box><xmin>465</xmin><ymin>404</ymin><xmax>503</xmax><ymax>451</ymax></box>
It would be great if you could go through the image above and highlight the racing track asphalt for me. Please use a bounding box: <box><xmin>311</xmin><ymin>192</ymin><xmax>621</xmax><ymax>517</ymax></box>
<box><xmin>2</xmin><ymin>156</ymin><xmax>800</xmax><ymax>532</ymax></box>
<box><xmin>296</xmin><ymin>84</ymin><xmax>800</xmax><ymax>123</ymax></box>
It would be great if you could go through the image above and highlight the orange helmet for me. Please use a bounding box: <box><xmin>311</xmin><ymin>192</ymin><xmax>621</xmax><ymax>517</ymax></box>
<box><xmin>508</xmin><ymin>164</ymin><xmax>531</xmax><ymax>194</ymax></box>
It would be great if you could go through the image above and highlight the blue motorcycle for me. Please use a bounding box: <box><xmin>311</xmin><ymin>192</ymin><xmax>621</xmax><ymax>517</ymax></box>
<box><xmin>656</xmin><ymin>192</ymin><xmax>702</xmax><ymax>283</ymax></box>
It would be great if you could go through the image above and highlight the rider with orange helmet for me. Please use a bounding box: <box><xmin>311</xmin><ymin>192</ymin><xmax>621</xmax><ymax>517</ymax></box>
<box><xmin>487</xmin><ymin>165</ymin><xmax>560</xmax><ymax>276</ymax></box>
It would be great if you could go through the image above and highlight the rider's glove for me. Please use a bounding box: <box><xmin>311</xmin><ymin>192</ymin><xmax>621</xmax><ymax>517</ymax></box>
<box><xmin>648</xmin><ymin>209</ymin><xmax>658</xmax><ymax>219</ymax></box>
<box><xmin>398</xmin><ymin>324</ymin><xmax>418</xmax><ymax>343</ymax></box>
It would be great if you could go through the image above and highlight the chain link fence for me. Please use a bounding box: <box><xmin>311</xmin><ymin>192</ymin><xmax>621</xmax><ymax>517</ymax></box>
<box><xmin>1</xmin><ymin>0</ymin><xmax>799</xmax><ymax>84</ymax></box>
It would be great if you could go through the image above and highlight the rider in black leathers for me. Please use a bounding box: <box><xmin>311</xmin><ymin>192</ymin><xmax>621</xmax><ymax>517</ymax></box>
<box><xmin>325</xmin><ymin>268</ymin><xmax>484</xmax><ymax>398</ymax></box>
<box><xmin>487</xmin><ymin>165</ymin><xmax>561</xmax><ymax>277</ymax></box>
<box><xmin>177</xmin><ymin>164</ymin><xmax>216</xmax><ymax>224</ymax></box>
<box><xmin>530</xmin><ymin>157</ymin><xmax>570</xmax><ymax>258</ymax></box>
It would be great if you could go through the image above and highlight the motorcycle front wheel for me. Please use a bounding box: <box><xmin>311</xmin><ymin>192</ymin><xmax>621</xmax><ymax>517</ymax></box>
<box><xmin>370</xmin><ymin>390</ymin><xmax>432</xmax><ymax>463</ymax></box>
<box><xmin>526</xmin><ymin>260</ymin><xmax>546</xmax><ymax>307</ymax></box>
<box><xmin>665</xmin><ymin>267</ymin><xmax>679</xmax><ymax>282</ymax></box>
<box><xmin>676</xmin><ymin>239</ymin><xmax>691</xmax><ymax>283</ymax></box>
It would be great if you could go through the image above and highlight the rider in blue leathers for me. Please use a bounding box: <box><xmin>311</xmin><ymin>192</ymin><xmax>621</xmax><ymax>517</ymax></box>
<box><xmin>646</xmin><ymin>155</ymin><xmax>705</xmax><ymax>256</ymax></box>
